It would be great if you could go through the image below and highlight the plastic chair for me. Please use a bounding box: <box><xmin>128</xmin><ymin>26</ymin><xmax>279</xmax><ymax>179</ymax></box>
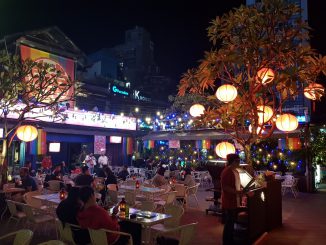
<box><xmin>37</xmin><ymin>240</ymin><xmax>65</xmax><ymax>245</ymax></box>
<box><xmin>151</xmin><ymin>204</ymin><xmax>185</xmax><ymax>240</ymax></box>
<box><xmin>0</xmin><ymin>229</ymin><xmax>33</xmax><ymax>245</ymax></box>
<box><xmin>154</xmin><ymin>191</ymin><xmax>177</xmax><ymax>210</ymax></box>
<box><xmin>155</xmin><ymin>222</ymin><xmax>198</xmax><ymax>245</ymax></box>
<box><xmin>185</xmin><ymin>183</ymin><xmax>200</xmax><ymax>208</ymax></box>
<box><xmin>47</xmin><ymin>180</ymin><xmax>63</xmax><ymax>192</ymax></box>
<box><xmin>55</xmin><ymin>220</ymin><xmax>77</xmax><ymax>245</ymax></box>
<box><xmin>6</xmin><ymin>200</ymin><xmax>27</xmax><ymax>227</ymax></box>
<box><xmin>139</xmin><ymin>200</ymin><xmax>156</xmax><ymax>211</ymax></box>
<box><xmin>88</xmin><ymin>228</ymin><xmax>133</xmax><ymax>245</ymax></box>
<box><xmin>23</xmin><ymin>190</ymin><xmax>48</xmax><ymax>211</ymax></box>
<box><xmin>22</xmin><ymin>204</ymin><xmax>54</xmax><ymax>233</ymax></box>
<box><xmin>282</xmin><ymin>176</ymin><xmax>299</xmax><ymax>198</ymax></box>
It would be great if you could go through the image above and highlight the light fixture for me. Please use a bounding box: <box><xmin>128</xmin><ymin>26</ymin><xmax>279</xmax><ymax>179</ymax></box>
<box><xmin>16</xmin><ymin>125</ymin><xmax>38</xmax><ymax>142</ymax></box>
<box><xmin>135</xmin><ymin>107</ymin><xmax>139</xmax><ymax>112</ymax></box>
<box><xmin>276</xmin><ymin>113</ymin><xmax>298</xmax><ymax>132</ymax></box>
<box><xmin>248</xmin><ymin>124</ymin><xmax>265</xmax><ymax>134</ymax></box>
<box><xmin>189</xmin><ymin>104</ymin><xmax>205</xmax><ymax>117</ymax></box>
<box><xmin>215</xmin><ymin>84</ymin><xmax>237</xmax><ymax>103</ymax></box>
<box><xmin>257</xmin><ymin>105</ymin><xmax>273</xmax><ymax>124</ymax></box>
<box><xmin>256</xmin><ymin>68</ymin><xmax>275</xmax><ymax>84</ymax></box>
<box><xmin>156</xmin><ymin>111</ymin><xmax>161</xmax><ymax>116</ymax></box>
<box><xmin>215</xmin><ymin>142</ymin><xmax>236</xmax><ymax>159</ymax></box>
<box><xmin>304</xmin><ymin>83</ymin><xmax>324</xmax><ymax>100</ymax></box>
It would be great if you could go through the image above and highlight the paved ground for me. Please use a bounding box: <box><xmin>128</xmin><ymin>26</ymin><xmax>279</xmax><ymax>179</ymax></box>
<box><xmin>1</xmin><ymin>185</ymin><xmax>326</xmax><ymax>244</ymax></box>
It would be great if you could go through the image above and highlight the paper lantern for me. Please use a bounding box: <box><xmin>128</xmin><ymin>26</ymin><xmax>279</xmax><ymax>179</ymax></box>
<box><xmin>248</xmin><ymin>124</ymin><xmax>265</xmax><ymax>134</ymax></box>
<box><xmin>189</xmin><ymin>104</ymin><xmax>205</xmax><ymax>117</ymax></box>
<box><xmin>276</xmin><ymin>114</ymin><xmax>298</xmax><ymax>132</ymax></box>
<box><xmin>215</xmin><ymin>142</ymin><xmax>236</xmax><ymax>159</ymax></box>
<box><xmin>257</xmin><ymin>105</ymin><xmax>273</xmax><ymax>124</ymax></box>
<box><xmin>304</xmin><ymin>83</ymin><xmax>324</xmax><ymax>100</ymax></box>
<box><xmin>215</xmin><ymin>84</ymin><xmax>237</xmax><ymax>103</ymax></box>
<box><xmin>16</xmin><ymin>125</ymin><xmax>38</xmax><ymax>142</ymax></box>
<box><xmin>256</xmin><ymin>68</ymin><xmax>275</xmax><ymax>84</ymax></box>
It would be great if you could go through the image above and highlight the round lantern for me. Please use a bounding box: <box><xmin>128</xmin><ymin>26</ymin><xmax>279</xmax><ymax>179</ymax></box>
<box><xmin>189</xmin><ymin>104</ymin><xmax>205</xmax><ymax>117</ymax></box>
<box><xmin>215</xmin><ymin>142</ymin><xmax>236</xmax><ymax>159</ymax></box>
<box><xmin>16</xmin><ymin>125</ymin><xmax>38</xmax><ymax>142</ymax></box>
<box><xmin>304</xmin><ymin>83</ymin><xmax>325</xmax><ymax>100</ymax></box>
<box><xmin>257</xmin><ymin>105</ymin><xmax>273</xmax><ymax>124</ymax></box>
<box><xmin>256</xmin><ymin>68</ymin><xmax>275</xmax><ymax>85</ymax></box>
<box><xmin>276</xmin><ymin>114</ymin><xmax>298</xmax><ymax>132</ymax></box>
<box><xmin>215</xmin><ymin>84</ymin><xmax>237</xmax><ymax>103</ymax></box>
<box><xmin>248</xmin><ymin>124</ymin><xmax>265</xmax><ymax>134</ymax></box>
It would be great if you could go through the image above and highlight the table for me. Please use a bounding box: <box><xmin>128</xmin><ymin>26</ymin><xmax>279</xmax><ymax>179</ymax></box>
<box><xmin>0</xmin><ymin>187</ymin><xmax>25</xmax><ymax>220</ymax></box>
<box><xmin>109</xmin><ymin>207</ymin><xmax>171</xmax><ymax>244</ymax></box>
<box><xmin>119</xmin><ymin>185</ymin><xmax>165</xmax><ymax>200</ymax></box>
<box><xmin>33</xmin><ymin>193</ymin><xmax>61</xmax><ymax>205</ymax></box>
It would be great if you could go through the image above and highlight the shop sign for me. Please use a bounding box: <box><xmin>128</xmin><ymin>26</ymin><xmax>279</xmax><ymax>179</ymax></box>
<box><xmin>112</xmin><ymin>85</ymin><xmax>129</xmax><ymax>96</ymax></box>
<box><xmin>133</xmin><ymin>90</ymin><xmax>151</xmax><ymax>102</ymax></box>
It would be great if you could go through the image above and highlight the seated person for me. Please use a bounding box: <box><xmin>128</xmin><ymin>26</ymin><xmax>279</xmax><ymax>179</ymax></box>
<box><xmin>75</xmin><ymin>166</ymin><xmax>95</xmax><ymax>187</ymax></box>
<box><xmin>178</xmin><ymin>168</ymin><xmax>196</xmax><ymax>187</ymax></box>
<box><xmin>117</xmin><ymin>165</ymin><xmax>129</xmax><ymax>181</ymax></box>
<box><xmin>169</xmin><ymin>162</ymin><xmax>178</xmax><ymax>171</ymax></box>
<box><xmin>152</xmin><ymin>167</ymin><xmax>168</xmax><ymax>187</ymax></box>
<box><xmin>24</xmin><ymin>160</ymin><xmax>35</xmax><ymax>176</ymax></box>
<box><xmin>77</xmin><ymin>186</ymin><xmax>121</xmax><ymax>244</ymax></box>
<box><xmin>56</xmin><ymin>187</ymin><xmax>90</xmax><ymax>245</ymax></box>
<box><xmin>60</xmin><ymin>161</ymin><xmax>70</xmax><ymax>175</ymax></box>
<box><xmin>44</xmin><ymin>164</ymin><xmax>64</xmax><ymax>189</ymax></box>
<box><xmin>16</xmin><ymin>167</ymin><xmax>38</xmax><ymax>192</ymax></box>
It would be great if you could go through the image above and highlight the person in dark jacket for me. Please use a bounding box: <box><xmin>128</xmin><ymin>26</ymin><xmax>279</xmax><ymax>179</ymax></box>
<box><xmin>56</xmin><ymin>187</ymin><xmax>90</xmax><ymax>245</ymax></box>
<box><xmin>117</xmin><ymin>165</ymin><xmax>129</xmax><ymax>181</ymax></box>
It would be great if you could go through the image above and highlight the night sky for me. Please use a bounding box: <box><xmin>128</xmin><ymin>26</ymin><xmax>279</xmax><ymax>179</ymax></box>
<box><xmin>0</xmin><ymin>0</ymin><xmax>325</xmax><ymax>116</ymax></box>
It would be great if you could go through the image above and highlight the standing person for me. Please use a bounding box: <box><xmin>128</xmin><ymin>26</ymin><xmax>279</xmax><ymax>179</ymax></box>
<box><xmin>221</xmin><ymin>153</ymin><xmax>242</xmax><ymax>245</ymax></box>
<box><xmin>84</xmin><ymin>153</ymin><xmax>96</xmax><ymax>175</ymax></box>
<box><xmin>98</xmin><ymin>152</ymin><xmax>109</xmax><ymax>169</ymax></box>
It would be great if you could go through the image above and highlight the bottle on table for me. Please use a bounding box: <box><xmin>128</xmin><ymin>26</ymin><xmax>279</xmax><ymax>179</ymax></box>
<box><xmin>119</xmin><ymin>198</ymin><xmax>126</xmax><ymax>217</ymax></box>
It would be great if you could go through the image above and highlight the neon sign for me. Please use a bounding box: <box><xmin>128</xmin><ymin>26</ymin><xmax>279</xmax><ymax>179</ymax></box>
<box><xmin>112</xmin><ymin>85</ymin><xmax>129</xmax><ymax>96</ymax></box>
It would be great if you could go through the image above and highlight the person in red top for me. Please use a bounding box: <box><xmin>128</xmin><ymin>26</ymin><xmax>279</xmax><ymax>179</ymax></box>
<box><xmin>221</xmin><ymin>153</ymin><xmax>242</xmax><ymax>245</ymax></box>
<box><xmin>41</xmin><ymin>155</ymin><xmax>52</xmax><ymax>173</ymax></box>
<box><xmin>77</xmin><ymin>186</ymin><xmax>120</xmax><ymax>244</ymax></box>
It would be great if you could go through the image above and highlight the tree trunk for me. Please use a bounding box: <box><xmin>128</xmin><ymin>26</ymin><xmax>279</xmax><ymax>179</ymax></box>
<box><xmin>0</xmin><ymin>138</ymin><xmax>8</xmax><ymax>188</ymax></box>
<box><xmin>243</xmin><ymin>143</ymin><xmax>255</xmax><ymax>176</ymax></box>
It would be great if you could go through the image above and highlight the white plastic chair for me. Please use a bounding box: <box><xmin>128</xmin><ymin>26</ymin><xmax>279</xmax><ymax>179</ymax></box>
<box><xmin>6</xmin><ymin>200</ymin><xmax>27</xmax><ymax>227</ymax></box>
<box><xmin>23</xmin><ymin>190</ymin><xmax>48</xmax><ymax>211</ymax></box>
<box><xmin>22</xmin><ymin>204</ymin><xmax>54</xmax><ymax>233</ymax></box>
<box><xmin>154</xmin><ymin>191</ymin><xmax>177</xmax><ymax>210</ymax></box>
<box><xmin>88</xmin><ymin>228</ymin><xmax>133</xmax><ymax>245</ymax></box>
<box><xmin>139</xmin><ymin>200</ymin><xmax>157</xmax><ymax>211</ymax></box>
<box><xmin>47</xmin><ymin>180</ymin><xmax>63</xmax><ymax>192</ymax></box>
<box><xmin>185</xmin><ymin>183</ymin><xmax>200</xmax><ymax>208</ymax></box>
<box><xmin>0</xmin><ymin>229</ymin><xmax>33</xmax><ymax>245</ymax></box>
<box><xmin>55</xmin><ymin>220</ymin><xmax>76</xmax><ymax>245</ymax></box>
<box><xmin>282</xmin><ymin>176</ymin><xmax>299</xmax><ymax>198</ymax></box>
<box><xmin>155</xmin><ymin>222</ymin><xmax>198</xmax><ymax>245</ymax></box>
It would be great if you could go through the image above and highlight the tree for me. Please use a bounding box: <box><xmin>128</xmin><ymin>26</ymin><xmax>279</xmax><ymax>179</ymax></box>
<box><xmin>0</xmin><ymin>51</ymin><xmax>76</xmax><ymax>185</ymax></box>
<box><xmin>178</xmin><ymin>0</ymin><xmax>326</xmax><ymax>166</ymax></box>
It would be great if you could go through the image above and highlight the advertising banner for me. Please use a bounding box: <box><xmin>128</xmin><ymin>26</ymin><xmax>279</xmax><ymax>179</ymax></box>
<box><xmin>20</xmin><ymin>45</ymin><xmax>75</xmax><ymax>108</ymax></box>
<box><xmin>169</xmin><ymin>140</ymin><xmax>180</xmax><ymax>149</ymax></box>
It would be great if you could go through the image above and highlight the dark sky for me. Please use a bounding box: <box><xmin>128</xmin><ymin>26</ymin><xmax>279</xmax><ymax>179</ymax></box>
<box><xmin>0</xmin><ymin>0</ymin><xmax>325</xmax><ymax>89</ymax></box>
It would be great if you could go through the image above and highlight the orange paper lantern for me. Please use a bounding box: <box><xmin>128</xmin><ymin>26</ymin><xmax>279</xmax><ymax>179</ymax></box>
<box><xmin>257</xmin><ymin>105</ymin><xmax>273</xmax><ymax>124</ymax></box>
<box><xmin>215</xmin><ymin>84</ymin><xmax>237</xmax><ymax>103</ymax></box>
<box><xmin>189</xmin><ymin>104</ymin><xmax>205</xmax><ymax>117</ymax></box>
<box><xmin>276</xmin><ymin>114</ymin><xmax>298</xmax><ymax>132</ymax></box>
<box><xmin>215</xmin><ymin>142</ymin><xmax>236</xmax><ymax>159</ymax></box>
<box><xmin>304</xmin><ymin>83</ymin><xmax>324</xmax><ymax>100</ymax></box>
<box><xmin>256</xmin><ymin>68</ymin><xmax>275</xmax><ymax>85</ymax></box>
<box><xmin>16</xmin><ymin>125</ymin><xmax>38</xmax><ymax>142</ymax></box>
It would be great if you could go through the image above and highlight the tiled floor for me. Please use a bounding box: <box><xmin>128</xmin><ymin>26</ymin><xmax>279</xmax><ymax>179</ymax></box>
<box><xmin>1</xmin><ymin>185</ymin><xmax>326</xmax><ymax>244</ymax></box>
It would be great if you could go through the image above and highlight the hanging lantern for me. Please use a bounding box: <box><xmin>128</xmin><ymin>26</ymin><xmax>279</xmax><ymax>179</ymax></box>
<box><xmin>304</xmin><ymin>83</ymin><xmax>324</xmax><ymax>100</ymax></box>
<box><xmin>215</xmin><ymin>84</ymin><xmax>237</xmax><ymax>103</ymax></box>
<box><xmin>189</xmin><ymin>104</ymin><xmax>205</xmax><ymax>117</ymax></box>
<box><xmin>215</xmin><ymin>142</ymin><xmax>236</xmax><ymax>159</ymax></box>
<box><xmin>257</xmin><ymin>105</ymin><xmax>273</xmax><ymax>124</ymax></box>
<box><xmin>276</xmin><ymin>114</ymin><xmax>298</xmax><ymax>132</ymax></box>
<box><xmin>256</xmin><ymin>68</ymin><xmax>275</xmax><ymax>85</ymax></box>
<box><xmin>248</xmin><ymin>124</ymin><xmax>265</xmax><ymax>134</ymax></box>
<box><xmin>16</xmin><ymin>125</ymin><xmax>38</xmax><ymax>142</ymax></box>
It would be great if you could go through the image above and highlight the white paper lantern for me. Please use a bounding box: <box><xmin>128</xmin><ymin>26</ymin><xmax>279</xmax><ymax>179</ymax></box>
<box><xmin>276</xmin><ymin>114</ymin><xmax>298</xmax><ymax>132</ymax></box>
<box><xmin>16</xmin><ymin>125</ymin><xmax>38</xmax><ymax>142</ymax></box>
<box><xmin>215</xmin><ymin>84</ymin><xmax>237</xmax><ymax>103</ymax></box>
<box><xmin>215</xmin><ymin>142</ymin><xmax>236</xmax><ymax>159</ymax></box>
<box><xmin>189</xmin><ymin>104</ymin><xmax>205</xmax><ymax>117</ymax></box>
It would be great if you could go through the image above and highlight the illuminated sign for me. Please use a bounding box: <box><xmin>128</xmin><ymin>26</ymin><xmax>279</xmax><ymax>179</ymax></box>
<box><xmin>296</xmin><ymin>115</ymin><xmax>306</xmax><ymax>123</ymax></box>
<box><xmin>49</xmin><ymin>143</ymin><xmax>60</xmax><ymax>152</ymax></box>
<box><xmin>133</xmin><ymin>90</ymin><xmax>151</xmax><ymax>102</ymax></box>
<box><xmin>110</xmin><ymin>136</ymin><xmax>122</xmax><ymax>143</ymax></box>
<box><xmin>112</xmin><ymin>85</ymin><xmax>129</xmax><ymax>96</ymax></box>
<box><xmin>1</xmin><ymin>103</ymin><xmax>137</xmax><ymax>131</ymax></box>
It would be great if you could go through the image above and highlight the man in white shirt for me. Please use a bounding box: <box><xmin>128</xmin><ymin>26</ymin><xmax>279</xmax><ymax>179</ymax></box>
<box><xmin>84</xmin><ymin>153</ymin><xmax>96</xmax><ymax>174</ymax></box>
<box><xmin>98</xmin><ymin>152</ymin><xmax>109</xmax><ymax>168</ymax></box>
